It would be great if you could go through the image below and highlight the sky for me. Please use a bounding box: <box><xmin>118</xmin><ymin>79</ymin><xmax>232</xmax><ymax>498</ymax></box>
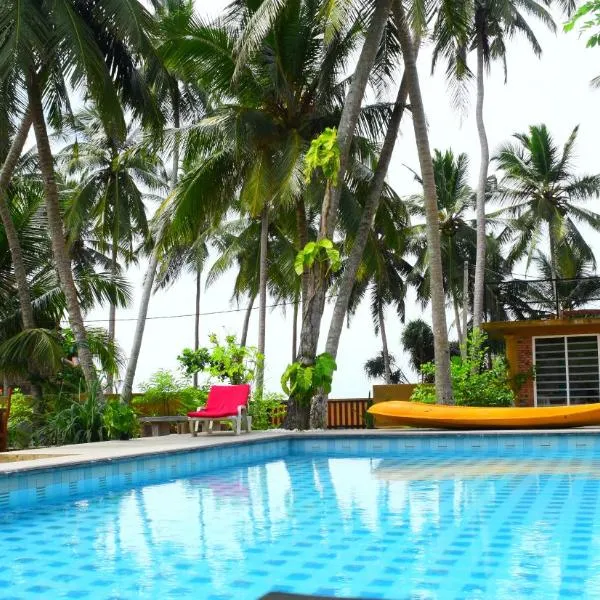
<box><xmin>84</xmin><ymin>2</ymin><xmax>600</xmax><ymax>398</ymax></box>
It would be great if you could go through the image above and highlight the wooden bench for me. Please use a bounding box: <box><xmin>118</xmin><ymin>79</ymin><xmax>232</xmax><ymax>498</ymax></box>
<box><xmin>138</xmin><ymin>416</ymin><xmax>190</xmax><ymax>437</ymax></box>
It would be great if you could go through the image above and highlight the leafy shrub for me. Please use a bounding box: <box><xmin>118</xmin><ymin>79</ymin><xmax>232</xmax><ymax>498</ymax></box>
<box><xmin>281</xmin><ymin>353</ymin><xmax>337</xmax><ymax>405</ymax></box>
<box><xmin>42</xmin><ymin>387</ymin><xmax>106</xmax><ymax>445</ymax></box>
<box><xmin>135</xmin><ymin>370</ymin><xmax>201</xmax><ymax>416</ymax></box>
<box><xmin>178</xmin><ymin>334</ymin><xmax>262</xmax><ymax>385</ymax></box>
<box><xmin>7</xmin><ymin>390</ymin><xmax>35</xmax><ymax>449</ymax></box>
<box><xmin>103</xmin><ymin>401</ymin><xmax>139</xmax><ymax>440</ymax></box>
<box><xmin>248</xmin><ymin>392</ymin><xmax>287</xmax><ymax>430</ymax></box>
<box><xmin>411</xmin><ymin>330</ymin><xmax>514</xmax><ymax>407</ymax></box>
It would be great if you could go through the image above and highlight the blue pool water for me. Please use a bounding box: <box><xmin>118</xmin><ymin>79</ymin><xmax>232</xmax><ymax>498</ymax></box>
<box><xmin>2</xmin><ymin>446</ymin><xmax>600</xmax><ymax>599</ymax></box>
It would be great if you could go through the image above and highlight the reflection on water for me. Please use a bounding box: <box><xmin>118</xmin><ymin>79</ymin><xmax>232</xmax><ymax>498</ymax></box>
<box><xmin>2</xmin><ymin>454</ymin><xmax>600</xmax><ymax>599</ymax></box>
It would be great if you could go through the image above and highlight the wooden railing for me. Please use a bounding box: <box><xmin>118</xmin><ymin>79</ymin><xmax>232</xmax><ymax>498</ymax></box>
<box><xmin>270</xmin><ymin>398</ymin><xmax>370</xmax><ymax>429</ymax></box>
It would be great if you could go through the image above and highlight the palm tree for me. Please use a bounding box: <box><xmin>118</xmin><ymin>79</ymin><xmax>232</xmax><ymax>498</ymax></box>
<box><xmin>0</xmin><ymin>0</ymin><xmax>161</xmax><ymax>394</ymax></box>
<box><xmin>392</xmin><ymin>0</ymin><xmax>453</xmax><ymax>404</ymax></box>
<box><xmin>0</xmin><ymin>173</ymin><xmax>130</xmax><ymax>392</ymax></box>
<box><xmin>120</xmin><ymin>0</ymin><xmax>204</xmax><ymax>404</ymax></box>
<box><xmin>407</xmin><ymin>150</ymin><xmax>476</xmax><ymax>339</ymax></box>
<box><xmin>401</xmin><ymin>319</ymin><xmax>435</xmax><ymax>382</ymax></box>
<box><xmin>161</xmin><ymin>0</ymin><xmax>398</xmax><ymax>424</ymax></box>
<box><xmin>364</xmin><ymin>352</ymin><xmax>408</xmax><ymax>384</ymax></box>
<box><xmin>493</xmin><ymin>124</ymin><xmax>600</xmax><ymax>283</ymax></box>
<box><xmin>527</xmin><ymin>246</ymin><xmax>600</xmax><ymax>315</ymax></box>
<box><xmin>155</xmin><ymin>236</ymin><xmax>208</xmax><ymax>388</ymax></box>
<box><xmin>432</xmin><ymin>0</ymin><xmax>560</xmax><ymax>330</ymax></box>
<box><xmin>0</xmin><ymin>111</ymin><xmax>36</xmax><ymax>332</ymax></box>
<box><xmin>59</xmin><ymin>107</ymin><xmax>167</xmax><ymax>392</ymax></box>
<box><xmin>342</xmin><ymin>183</ymin><xmax>412</xmax><ymax>385</ymax></box>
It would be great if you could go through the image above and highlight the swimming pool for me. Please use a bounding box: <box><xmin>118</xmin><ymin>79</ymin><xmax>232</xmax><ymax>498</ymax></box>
<box><xmin>2</xmin><ymin>434</ymin><xmax>600</xmax><ymax>599</ymax></box>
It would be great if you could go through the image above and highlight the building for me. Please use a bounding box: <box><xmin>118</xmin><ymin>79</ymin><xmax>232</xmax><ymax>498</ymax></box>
<box><xmin>483</xmin><ymin>311</ymin><xmax>600</xmax><ymax>407</ymax></box>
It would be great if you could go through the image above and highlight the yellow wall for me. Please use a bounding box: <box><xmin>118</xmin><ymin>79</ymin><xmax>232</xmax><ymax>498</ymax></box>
<box><xmin>372</xmin><ymin>384</ymin><xmax>418</xmax><ymax>428</ymax></box>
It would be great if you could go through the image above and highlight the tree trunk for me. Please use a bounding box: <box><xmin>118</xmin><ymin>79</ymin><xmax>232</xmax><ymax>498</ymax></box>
<box><xmin>0</xmin><ymin>109</ymin><xmax>44</xmax><ymax>402</ymax></box>
<box><xmin>292</xmin><ymin>294</ymin><xmax>298</xmax><ymax>363</ymax></box>
<box><xmin>0</xmin><ymin>110</ymin><xmax>36</xmax><ymax>330</ymax></box>
<box><xmin>454</xmin><ymin>294</ymin><xmax>464</xmax><ymax>351</ymax></box>
<box><xmin>378</xmin><ymin>303</ymin><xmax>392</xmax><ymax>384</ymax></box>
<box><xmin>291</xmin><ymin>0</ymin><xmax>392</xmax><ymax>429</ymax></box>
<box><xmin>240</xmin><ymin>295</ymin><xmax>255</xmax><ymax>347</ymax></box>
<box><xmin>193</xmin><ymin>267</ymin><xmax>201</xmax><ymax>388</ymax></box>
<box><xmin>255</xmin><ymin>206</ymin><xmax>269</xmax><ymax>397</ymax></box>
<box><xmin>121</xmin><ymin>96</ymin><xmax>181</xmax><ymax>403</ymax></box>
<box><xmin>27</xmin><ymin>72</ymin><xmax>101</xmax><ymax>396</ymax></box>
<box><xmin>296</xmin><ymin>199</ymin><xmax>309</xmax><ymax>309</ymax></box>
<box><xmin>324</xmin><ymin>45</ymin><xmax>418</xmax><ymax>360</ymax></box>
<box><xmin>549</xmin><ymin>223</ymin><xmax>560</xmax><ymax>316</ymax></box>
<box><xmin>121</xmin><ymin>250</ymin><xmax>158</xmax><ymax>403</ymax></box>
<box><xmin>461</xmin><ymin>260</ymin><xmax>469</xmax><ymax>359</ymax></box>
<box><xmin>393</xmin><ymin>0</ymin><xmax>453</xmax><ymax>404</ymax></box>
<box><xmin>473</xmin><ymin>41</ymin><xmax>489</xmax><ymax>330</ymax></box>
<box><xmin>106</xmin><ymin>241</ymin><xmax>118</xmax><ymax>393</ymax></box>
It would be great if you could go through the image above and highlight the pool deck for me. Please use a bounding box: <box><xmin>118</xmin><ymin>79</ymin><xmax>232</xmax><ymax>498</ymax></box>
<box><xmin>2</xmin><ymin>427</ymin><xmax>600</xmax><ymax>475</ymax></box>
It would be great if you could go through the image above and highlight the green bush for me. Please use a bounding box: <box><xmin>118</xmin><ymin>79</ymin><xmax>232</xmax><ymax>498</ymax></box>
<box><xmin>177</xmin><ymin>334</ymin><xmax>262</xmax><ymax>385</ymax></box>
<box><xmin>42</xmin><ymin>386</ymin><xmax>106</xmax><ymax>445</ymax></box>
<box><xmin>135</xmin><ymin>370</ymin><xmax>202</xmax><ymax>416</ymax></box>
<box><xmin>103</xmin><ymin>401</ymin><xmax>139</xmax><ymax>440</ymax></box>
<box><xmin>411</xmin><ymin>330</ymin><xmax>514</xmax><ymax>407</ymax></box>
<box><xmin>7</xmin><ymin>390</ymin><xmax>35</xmax><ymax>449</ymax></box>
<box><xmin>248</xmin><ymin>392</ymin><xmax>286</xmax><ymax>430</ymax></box>
<box><xmin>281</xmin><ymin>353</ymin><xmax>337</xmax><ymax>405</ymax></box>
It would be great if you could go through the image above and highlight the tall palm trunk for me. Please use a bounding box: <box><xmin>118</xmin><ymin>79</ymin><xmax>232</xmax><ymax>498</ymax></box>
<box><xmin>288</xmin><ymin>0</ymin><xmax>392</xmax><ymax>430</ymax></box>
<box><xmin>121</xmin><ymin>250</ymin><xmax>159</xmax><ymax>403</ymax></box>
<box><xmin>106</xmin><ymin>240</ymin><xmax>118</xmax><ymax>393</ymax></box>
<box><xmin>378</xmin><ymin>303</ymin><xmax>392</xmax><ymax>384</ymax></box>
<box><xmin>292</xmin><ymin>293</ymin><xmax>298</xmax><ymax>363</ymax></box>
<box><xmin>473</xmin><ymin>41</ymin><xmax>489</xmax><ymax>330</ymax></box>
<box><xmin>193</xmin><ymin>268</ymin><xmax>201</xmax><ymax>388</ymax></box>
<box><xmin>121</xmin><ymin>99</ymin><xmax>180</xmax><ymax>403</ymax></box>
<box><xmin>28</xmin><ymin>72</ymin><xmax>100</xmax><ymax>396</ymax></box>
<box><xmin>549</xmin><ymin>222</ymin><xmax>560</xmax><ymax>316</ymax></box>
<box><xmin>255</xmin><ymin>206</ymin><xmax>269</xmax><ymax>397</ymax></box>
<box><xmin>324</xmin><ymin>43</ymin><xmax>418</xmax><ymax>360</ymax></box>
<box><xmin>240</xmin><ymin>295</ymin><xmax>255</xmax><ymax>347</ymax></box>
<box><xmin>393</xmin><ymin>0</ymin><xmax>453</xmax><ymax>404</ymax></box>
<box><xmin>0</xmin><ymin>110</ymin><xmax>35</xmax><ymax>329</ymax></box>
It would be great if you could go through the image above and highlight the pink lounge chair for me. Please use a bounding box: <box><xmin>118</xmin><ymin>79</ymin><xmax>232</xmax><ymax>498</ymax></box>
<box><xmin>187</xmin><ymin>384</ymin><xmax>251</xmax><ymax>436</ymax></box>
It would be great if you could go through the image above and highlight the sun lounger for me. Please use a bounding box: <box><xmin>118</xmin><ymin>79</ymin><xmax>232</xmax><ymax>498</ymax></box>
<box><xmin>188</xmin><ymin>384</ymin><xmax>251</xmax><ymax>436</ymax></box>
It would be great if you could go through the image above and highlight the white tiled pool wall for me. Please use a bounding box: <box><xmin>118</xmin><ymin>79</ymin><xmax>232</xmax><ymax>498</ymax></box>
<box><xmin>0</xmin><ymin>439</ymin><xmax>289</xmax><ymax>511</ymax></box>
<box><xmin>2</xmin><ymin>434</ymin><xmax>600</xmax><ymax>510</ymax></box>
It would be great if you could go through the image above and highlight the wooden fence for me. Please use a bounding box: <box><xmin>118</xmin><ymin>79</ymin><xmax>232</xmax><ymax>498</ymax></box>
<box><xmin>270</xmin><ymin>398</ymin><xmax>370</xmax><ymax>429</ymax></box>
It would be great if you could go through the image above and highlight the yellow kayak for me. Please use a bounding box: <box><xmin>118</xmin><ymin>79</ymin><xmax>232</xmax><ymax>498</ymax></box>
<box><xmin>367</xmin><ymin>400</ymin><xmax>600</xmax><ymax>429</ymax></box>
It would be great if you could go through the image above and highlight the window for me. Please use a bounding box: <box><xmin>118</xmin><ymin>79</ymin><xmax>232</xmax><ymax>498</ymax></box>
<box><xmin>534</xmin><ymin>335</ymin><xmax>600</xmax><ymax>406</ymax></box>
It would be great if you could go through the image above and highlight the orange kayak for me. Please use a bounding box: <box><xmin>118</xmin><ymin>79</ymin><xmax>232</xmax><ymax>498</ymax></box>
<box><xmin>367</xmin><ymin>401</ymin><xmax>600</xmax><ymax>429</ymax></box>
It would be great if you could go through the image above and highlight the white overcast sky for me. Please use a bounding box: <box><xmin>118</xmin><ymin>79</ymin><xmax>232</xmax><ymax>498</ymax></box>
<box><xmin>85</xmin><ymin>1</ymin><xmax>600</xmax><ymax>397</ymax></box>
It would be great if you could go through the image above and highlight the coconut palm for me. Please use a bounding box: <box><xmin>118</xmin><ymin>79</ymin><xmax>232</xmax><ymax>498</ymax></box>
<box><xmin>161</xmin><ymin>0</ymin><xmax>399</xmax><ymax>419</ymax></box>
<box><xmin>392</xmin><ymin>0</ymin><xmax>453</xmax><ymax>404</ymax></box>
<box><xmin>59</xmin><ymin>106</ymin><xmax>167</xmax><ymax>391</ymax></box>
<box><xmin>431</xmin><ymin>0</ymin><xmax>562</xmax><ymax>329</ymax></box>
<box><xmin>342</xmin><ymin>180</ymin><xmax>412</xmax><ymax>385</ymax></box>
<box><xmin>119</xmin><ymin>0</ymin><xmax>207</xmax><ymax>404</ymax></box>
<box><xmin>0</xmin><ymin>0</ymin><xmax>161</xmax><ymax>393</ymax></box>
<box><xmin>364</xmin><ymin>352</ymin><xmax>408</xmax><ymax>384</ymax></box>
<box><xmin>155</xmin><ymin>235</ymin><xmax>209</xmax><ymax>388</ymax></box>
<box><xmin>401</xmin><ymin>319</ymin><xmax>435</xmax><ymax>382</ymax></box>
<box><xmin>0</xmin><ymin>172</ymin><xmax>130</xmax><ymax>391</ymax></box>
<box><xmin>493</xmin><ymin>124</ymin><xmax>600</xmax><ymax>282</ymax></box>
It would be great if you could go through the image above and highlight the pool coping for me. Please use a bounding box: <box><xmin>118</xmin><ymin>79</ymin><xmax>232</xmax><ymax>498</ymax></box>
<box><xmin>3</xmin><ymin>427</ymin><xmax>600</xmax><ymax>477</ymax></box>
